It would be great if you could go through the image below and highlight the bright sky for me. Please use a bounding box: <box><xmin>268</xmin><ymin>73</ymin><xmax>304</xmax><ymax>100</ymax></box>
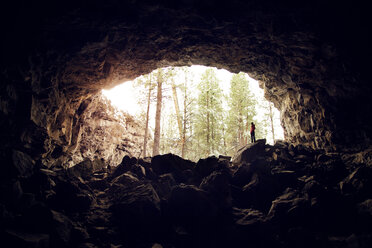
<box><xmin>102</xmin><ymin>65</ymin><xmax>284</xmax><ymax>143</ymax></box>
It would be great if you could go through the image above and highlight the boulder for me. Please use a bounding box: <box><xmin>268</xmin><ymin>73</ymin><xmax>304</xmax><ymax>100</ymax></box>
<box><xmin>50</xmin><ymin>210</ymin><xmax>73</xmax><ymax>246</ymax></box>
<box><xmin>2</xmin><ymin>229</ymin><xmax>50</xmax><ymax>248</ymax></box>
<box><xmin>109</xmin><ymin>183</ymin><xmax>161</xmax><ymax>239</ymax></box>
<box><xmin>339</xmin><ymin>166</ymin><xmax>372</xmax><ymax>201</ymax></box>
<box><xmin>151</xmin><ymin>153</ymin><xmax>195</xmax><ymax>176</ymax></box>
<box><xmin>111</xmin><ymin>171</ymin><xmax>139</xmax><ymax>186</ymax></box>
<box><xmin>231</xmin><ymin>163</ymin><xmax>253</xmax><ymax>187</ymax></box>
<box><xmin>12</xmin><ymin>150</ymin><xmax>35</xmax><ymax>178</ymax></box>
<box><xmin>167</xmin><ymin>184</ymin><xmax>217</xmax><ymax>226</ymax></box>
<box><xmin>195</xmin><ymin>156</ymin><xmax>219</xmax><ymax>178</ymax></box>
<box><xmin>152</xmin><ymin>173</ymin><xmax>177</xmax><ymax>200</ymax></box>
<box><xmin>200</xmin><ymin>171</ymin><xmax>232</xmax><ymax>211</ymax></box>
<box><xmin>111</xmin><ymin>155</ymin><xmax>137</xmax><ymax>178</ymax></box>
<box><xmin>232</xmin><ymin>139</ymin><xmax>266</xmax><ymax>165</ymax></box>
<box><xmin>48</xmin><ymin>178</ymin><xmax>94</xmax><ymax>212</ymax></box>
<box><xmin>67</xmin><ymin>159</ymin><xmax>94</xmax><ymax>180</ymax></box>
<box><xmin>267</xmin><ymin>188</ymin><xmax>310</xmax><ymax>227</ymax></box>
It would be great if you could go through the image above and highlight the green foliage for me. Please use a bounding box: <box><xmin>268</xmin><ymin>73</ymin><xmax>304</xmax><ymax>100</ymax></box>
<box><xmin>225</xmin><ymin>73</ymin><xmax>256</xmax><ymax>155</ymax></box>
<box><xmin>130</xmin><ymin>66</ymin><xmax>282</xmax><ymax>159</ymax></box>
<box><xmin>193</xmin><ymin>68</ymin><xmax>224</xmax><ymax>157</ymax></box>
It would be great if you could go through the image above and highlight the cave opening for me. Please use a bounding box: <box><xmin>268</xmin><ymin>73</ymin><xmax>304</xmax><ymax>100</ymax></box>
<box><xmin>101</xmin><ymin>65</ymin><xmax>284</xmax><ymax>162</ymax></box>
<box><xmin>1</xmin><ymin>0</ymin><xmax>372</xmax><ymax>247</ymax></box>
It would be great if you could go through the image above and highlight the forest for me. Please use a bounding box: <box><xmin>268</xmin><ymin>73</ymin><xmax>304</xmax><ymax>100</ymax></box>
<box><xmin>104</xmin><ymin>66</ymin><xmax>283</xmax><ymax>161</ymax></box>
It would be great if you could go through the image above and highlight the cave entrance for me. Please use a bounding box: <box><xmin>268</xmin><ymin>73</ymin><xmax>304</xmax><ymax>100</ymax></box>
<box><xmin>102</xmin><ymin>65</ymin><xmax>283</xmax><ymax>161</ymax></box>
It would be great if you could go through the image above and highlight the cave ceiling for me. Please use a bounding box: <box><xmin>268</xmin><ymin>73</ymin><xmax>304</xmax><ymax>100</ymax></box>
<box><xmin>1</xmin><ymin>0</ymin><xmax>372</xmax><ymax>155</ymax></box>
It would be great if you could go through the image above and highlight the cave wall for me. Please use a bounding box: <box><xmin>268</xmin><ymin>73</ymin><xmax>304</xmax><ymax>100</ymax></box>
<box><xmin>1</xmin><ymin>0</ymin><xmax>372</xmax><ymax>164</ymax></box>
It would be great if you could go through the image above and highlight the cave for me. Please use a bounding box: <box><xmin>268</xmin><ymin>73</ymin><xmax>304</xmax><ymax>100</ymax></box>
<box><xmin>1</xmin><ymin>0</ymin><xmax>372</xmax><ymax>247</ymax></box>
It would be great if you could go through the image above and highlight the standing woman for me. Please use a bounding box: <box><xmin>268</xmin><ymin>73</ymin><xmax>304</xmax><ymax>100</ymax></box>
<box><xmin>250</xmin><ymin>122</ymin><xmax>256</xmax><ymax>143</ymax></box>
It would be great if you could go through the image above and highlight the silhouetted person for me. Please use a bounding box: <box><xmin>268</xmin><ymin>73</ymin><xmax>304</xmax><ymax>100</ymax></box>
<box><xmin>250</xmin><ymin>122</ymin><xmax>256</xmax><ymax>143</ymax></box>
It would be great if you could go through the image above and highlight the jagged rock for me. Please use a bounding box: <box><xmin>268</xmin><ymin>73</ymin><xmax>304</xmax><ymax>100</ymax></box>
<box><xmin>1</xmin><ymin>229</ymin><xmax>50</xmax><ymax>248</ymax></box>
<box><xmin>267</xmin><ymin>188</ymin><xmax>310</xmax><ymax>226</ymax></box>
<box><xmin>327</xmin><ymin>234</ymin><xmax>372</xmax><ymax>248</ymax></box>
<box><xmin>50</xmin><ymin>210</ymin><xmax>73</xmax><ymax>247</ymax></box>
<box><xmin>153</xmin><ymin>173</ymin><xmax>177</xmax><ymax>200</ymax></box>
<box><xmin>88</xmin><ymin>178</ymin><xmax>110</xmax><ymax>191</ymax></box>
<box><xmin>111</xmin><ymin>155</ymin><xmax>137</xmax><ymax>179</ymax></box>
<box><xmin>67</xmin><ymin>159</ymin><xmax>94</xmax><ymax>180</ymax></box>
<box><xmin>358</xmin><ymin>199</ymin><xmax>372</xmax><ymax>217</ymax></box>
<box><xmin>1</xmin><ymin>1</ymin><xmax>372</xmax><ymax>246</ymax></box>
<box><xmin>151</xmin><ymin>153</ymin><xmax>195</xmax><ymax>176</ymax></box>
<box><xmin>71</xmin><ymin>226</ymin><xmax>90</xmax><ymax>244</ymax></box>
<box><xmin>48</xmin><ymin>178</ymin><xmax>94</xmax><ymax>212</ymax></box>
<box><xmin>357</xmin><ymin>199</ymin><xmax>372</xmax><ymax>233</ymax></box>
<box><xmin>339</xmin><ymin>166</ymin><xmax>372</xmax><ymax>201</ymax></box>
<box><xmin>109</xmin><ymin>183</ymin><xmax>161</xmax><ymax>240</ymax></box>
<box><xmin>231</xmin><ymin>163</ymin><xmax>253</xmax><ymax>187</ymax></box>
<box><xmin>167</xmin><ymin>184</ymin><xmax>218</xmax><ymax>226</ymax></box>
<box><xmin>200</xmin><ymin>171</ymin><xmax>232</xmax><ymax>211</ymax></box>
<box><xmin>63</xmin><ymin>95</ymin><xmax>147</xmax><ymax>168</ymax></box>
<box><xmin>131</xmin><ymin>164</ymin><xmax>146</xmax><ymax>179</ymax></box>
<box><xmin>195</xmin><ymin>156</ymin><xmax>219</xmax><ymax>178</ymax></box>
<box><xmin>230</xmin><ymin>208</ymin><xmax>267</xmax><ymax>246</ymax></box>
<box><xmin>111</xmin><ymin>172</ymin><xmax>139</xmax><ymax>186</ymax></box>
<box><xmin>11</xmin><ymin>150</ymin><xmax>35</xmax><ymax>178</ymax></box>
<box><xmin>232</xmin><ymin>139</ymin><xmax>266</xmax><ymax>165</ymax></box>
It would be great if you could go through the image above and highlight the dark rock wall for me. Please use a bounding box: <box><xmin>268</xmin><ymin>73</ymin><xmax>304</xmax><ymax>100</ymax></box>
<box><xmin>1</xmin><ymin>0</ymin><xmax>371</xmax><ymax>160</ymax></box>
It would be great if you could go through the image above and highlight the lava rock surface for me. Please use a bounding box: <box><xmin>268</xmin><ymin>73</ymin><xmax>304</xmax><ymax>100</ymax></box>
<box><xmin>1</xmin><ymin>140</ymin><xmax>372</xmax><ymax>247</ymax></box>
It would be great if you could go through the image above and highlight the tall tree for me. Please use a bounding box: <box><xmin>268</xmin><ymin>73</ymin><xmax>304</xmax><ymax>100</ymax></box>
<box><xmin>268</xmin><ymin>102</ymin><xmax>275</xmax><ymax>144</ymax></box>
<box><xmin>194</xmin><ymin>68</ymin><xmax>223</xmax><ymax>157</ymax></box>
<box><xmin>226</xmin><ymin>73</ymin><xmax>256</xmax><ymax>155</ymax></box>
<box><xmin>179</xmin><ymin>67</ymin><xmax>196</xmax><ymax>158</ymax></box>
<box><xmin>142</xmin><ymin>73</ymin><xmax>154</xmax><ymax>157</ymax></box>
<box><xmin>133</xmin><ymin>73</ymin><xmax>156</xmax><ymax>157</ymax></box>
<box><xmin>153</xmin><ymin>69</ymin><xmax>163</xmax><ymax>156</ymax></box>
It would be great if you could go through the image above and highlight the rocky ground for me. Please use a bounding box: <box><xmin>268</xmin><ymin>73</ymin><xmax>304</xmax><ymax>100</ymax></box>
<box><xmin>1</xmin><ymin>139</ymin><xmax>372</xmax><ymax>248</ymax></box>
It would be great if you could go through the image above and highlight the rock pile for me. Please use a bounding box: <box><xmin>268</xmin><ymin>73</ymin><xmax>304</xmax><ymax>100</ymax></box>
<box><xmin>1</xmin><ymin>140</ymin><xmax>372</xmax><ymax>247</ymax></box>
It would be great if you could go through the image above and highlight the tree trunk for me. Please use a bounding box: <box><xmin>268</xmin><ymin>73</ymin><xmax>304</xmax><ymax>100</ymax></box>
<box><xmin>181</xmin><ymin>78</ymin><xmax>187</xmax><ymax>157</ymax></box>
<box><xmin>206</xmin><ymin>90</ymin><xmax>210</xmax><ymax>155</ymax></box>
<box><xmin>153</xmin><ymin>70</ymin><xmax>163</xmax><ymax>156</ymax></box>
<box><xmin>143</xmin><ymin>78</ymin><xmax>152</xmax><ymax>157</ymax></box>
<box><xmin>171</xmin><ymin>81</ymin><xmax>184</xmax><ymax>155</ymax></box>
<box><xmin>269</xmin><ymin>102</ymin><xmax>275</xmax><ymax>144</ymax></box>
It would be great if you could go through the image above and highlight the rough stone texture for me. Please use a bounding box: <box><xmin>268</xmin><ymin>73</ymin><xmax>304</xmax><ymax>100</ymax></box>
<box><xmin>1</xmin><ymin>0</ymin><xmax>371</xmax><ymax>167</ymax></box>
<box><xmin>1</xmin><ymin>2</ymin><xmax>372</xmax><ymax>246</ymax></box>
<box><xmin>2</xmin><ymin>141</ymin><xmax>372</xmax><ymax>247</ymax></box>
<box><xmin>62</xmin><ymin>94</ymin><xmax>146</xmax><ymax>168</ymax></box>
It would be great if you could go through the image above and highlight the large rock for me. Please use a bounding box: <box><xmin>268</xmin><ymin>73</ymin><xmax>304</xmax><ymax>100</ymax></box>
<box><xmin>1</xmin><ymin>229</ymin><xmax>50</xmax><ymax>248</ymax></box>
<box><xmin>151</xmin><ymin>153</ymin><xmax>195</xmax><ymax>176</ymax></box>
<box><xmin>267</xmin><ymin>188</ymin><xmax>310</xmax><ymax>227</ymax></box>
<box><xmin>200</xmin><ymin>171</ymin><xmax>232</xmax><ymax>211</ymax></box>
<box><xmin>339</xmin><ymin>166</ymin><xmax>372</xmax><ymax>201</ymax></box>
<box><xmin>50</xmin><ymin>210</ymin><xmax>73</xmax><ymax>247</ymax></box>
<box><xmin>11</xmin><ymin>150</ymin><xmax>35</xmax><ymax>178</ymax></box>
<box><xmin>232</xmin><ymin>139</ymin><xmax>266</xmax><ymax>165</ymax></box>
<box><xmin>109</xmin><ymin>183</ymin><xmax>161</xmax><ymax>240</ymax></box>
<box><xmin>111</xmin><ymin>155</ymin><xmax>137</xmax><ymax>179</ymax></box>
<box><xmin>67</xmin><ymin>159</ymin><xmax>94</xmax><ymax>179</ymax></box>
<box><xmin>167</xmin><ymin>184</ymin><xmax>218</xmax><ymax>226</ymax></box>
<box><xmin>47</xmin><ymin>178</ymin><xmax>94</xmax><ymax>212</ymax></box>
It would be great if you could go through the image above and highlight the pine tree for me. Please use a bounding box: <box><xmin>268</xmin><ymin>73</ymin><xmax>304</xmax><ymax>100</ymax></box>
<box><xmin>226</xmin><ymin>73</ymin><xmax>256</xmax><ymax>155</ymax></box>
<box><xmin>153</xmin><ymin>69</ymin><xmax>163</xmax><ymax>156</ymax></box>
<box><xmin>194</xmin><ymin>68</ymin><xmax>224</xmax><ymax>157</ymax></box>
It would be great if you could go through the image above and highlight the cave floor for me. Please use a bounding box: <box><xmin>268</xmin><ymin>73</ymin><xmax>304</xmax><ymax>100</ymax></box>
<box><xmin>1</xmin><ymin>140</ymin><xmax>372</xmax><ymax>248</ymax></box>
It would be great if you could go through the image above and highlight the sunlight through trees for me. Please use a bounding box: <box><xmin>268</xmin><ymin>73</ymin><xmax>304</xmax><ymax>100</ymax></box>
<box><xmin>102</xmin><ymin>66</ymin><xmax>284</xmax><ymax>160</ymax></box>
